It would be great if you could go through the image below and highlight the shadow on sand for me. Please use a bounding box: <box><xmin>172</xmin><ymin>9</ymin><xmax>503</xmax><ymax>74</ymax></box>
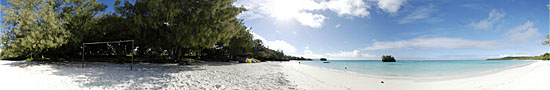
<box><xmin>2</xmin><ymin>61</ymin><xmax>236</xmax><ymax>89</ymax></box>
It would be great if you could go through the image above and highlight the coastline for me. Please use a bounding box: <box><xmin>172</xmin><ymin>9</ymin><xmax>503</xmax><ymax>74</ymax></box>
<box><xmin>282</xmin><ymin>61</ymin><xmax>550</xmax><ymax>90</ymax></box>
<box><xmin>289</xmin><ymin>60</ymin><xmax>536</xmax><ymax>81</ymax></box>
<box><xmin>2</xmin><ymin>60</ymin><xmax>548</xmax><ymax>90</ymax></box>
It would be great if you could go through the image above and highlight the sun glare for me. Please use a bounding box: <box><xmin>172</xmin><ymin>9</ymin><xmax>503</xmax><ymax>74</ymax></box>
<box><xmin>267</xmin><ymin>0</ymin><xmax>300</xmax><ymax>21</ymax></box>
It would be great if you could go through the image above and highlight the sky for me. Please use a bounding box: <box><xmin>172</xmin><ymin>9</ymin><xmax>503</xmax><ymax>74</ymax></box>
<box><xmin>232</xmin><ymin>0</ymin><xmax>550</xmax><ymax>60</ymax></box>
<box><xmin>1</xmin><ymin>0</ymin><xmax>549</xmax><ymax>60</ymax></box>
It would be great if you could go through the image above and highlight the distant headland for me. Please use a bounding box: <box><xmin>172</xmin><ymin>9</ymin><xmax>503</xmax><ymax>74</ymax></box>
<box><xmin>487</xmin><ymin>53</ymin><xmax>550</xmax><ymax>60</ymax></box>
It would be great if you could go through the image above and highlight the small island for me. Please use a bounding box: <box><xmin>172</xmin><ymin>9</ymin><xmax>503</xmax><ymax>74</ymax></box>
<box><xmin>320</xmin><ymin>58</ymin><xmax>327</xmax><ymax>61</ymax></box>
<box><xmin>382</xmin><ymin>55</ymin><xmax>396</xmax><ymax>62</ymax></box>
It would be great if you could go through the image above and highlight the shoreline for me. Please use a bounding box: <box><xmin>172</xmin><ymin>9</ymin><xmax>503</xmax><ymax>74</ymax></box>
<box><xmin>290</xmin><ymin>60</ymin><xmax>537</xmax><ymax>81</ymax></box>
<box><xmin>2</xmin><ymin>60</ymin><xmax>548</xmax><ymax>90</ymax></box>
<box><xmin>282</xmin><ymin>61</ymin><xmax>550</xmax><ymax>90</ymax></box>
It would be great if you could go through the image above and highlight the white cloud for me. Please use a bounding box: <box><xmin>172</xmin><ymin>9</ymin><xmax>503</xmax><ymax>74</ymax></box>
<box><xmin>304</xmin><ymin>50</ymin><xmax>313</xmax><ymax>54</ymax></box>
<box><xmin>499</xmin><ymin>54</ymin><xmax>531</xmax><ymax>57</ymax></box>
<box><xmin>377</xmin><ymin>0</ymin><xmax>405</xmax><ymax>14</ymax></box>
<box><xmin>399</xmin><ymin>5</ymin><xmax>439</xmax><ymax>24</ymax></box>
<box><xmin>470</xmin><ymin>9</ymin><xmax>506</xmax><ymax>30</ymax></box>
<box><xmin>325</xmin><ymin>50</ymin><xmax>377</xmax><ymax>60</ymax></box>
<box><xmin>363</xmin><ymin>37</ymin><xmax>499</xmax><ymax>50</ymax></box>
<box><xmin>251</xmin><ymin>31</ymin><xmax>267</xmax><ymax>41</ymax></box>
<box><xmin>267</xmin><ymin>40</ymin><xmax>297</xmax><ymax>53</ymax></box>
<box><xmin>295</xmin><ymin>12</ymin><xmax>326</xmax><ymax>28</ymax></box>
<box><xmin>251</xmin><ymin>32</ymin><xmax>297</xmax><ymax>53</ymax></box>
<box><xmin>233</xmin><ymin>0</ymin><xmax>369</xmax><ymax>28</ymax></box>
<box><xmin>335</xmin><ymin>24</ymin><xmax>342</xmax><ymax>28</ymax></box>
<box><xmin>295</xmin><ymin>48</ymin><xmax>378</xmax><ymax>60</ymax></box>
<box><xmin>323</xmin><ymin>0</ymin><xmax>370</xmax><ymax>18</ymax></box>
<box><xmin>296</xmin><ymin>49</ymin><xmax>326</xmax><ymax>59</ymax></box>
<box><xmin>506</xmin><ymin>20</ymin><xmax>541</xmax><ymax>42</ymax></box>
<box><xmin>498</xmin><ymin>50</ymin><xmax>548</xmax><ymax>58</ymax></box>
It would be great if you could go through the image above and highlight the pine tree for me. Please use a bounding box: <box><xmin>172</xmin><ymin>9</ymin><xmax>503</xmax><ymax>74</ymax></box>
<box><xmin>1</xmin><ymin>0</ymin><xmax>71</xmax><ymax>58</ymax></box>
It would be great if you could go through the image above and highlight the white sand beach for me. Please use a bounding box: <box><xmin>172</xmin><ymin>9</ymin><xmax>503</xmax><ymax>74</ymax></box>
<box><xmin>0</xmin><ymin>60</ymin><xmax>295</xmax><ymax>90</ymax></box>
<box><xmin>1</xmin><ymin>60</ymin><xmax>549</xmax><ymax>90</ymax></box>
<box><xmin>283</xmin><ymin>61</ymin><xmax>550</xmax><ymax>90</ymax></box>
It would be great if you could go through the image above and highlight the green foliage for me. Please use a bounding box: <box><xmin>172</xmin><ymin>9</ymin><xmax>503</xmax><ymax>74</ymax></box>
<box><xmin>0</xmin><ymin>0</ymin><xmax>295</xmax><ymax>61</ymax></box>
<box><xmin>382</xmin><ymin>55</ymin><xmax>396</xmax><ymax>62</ymax></box>
<box><xmin>539</xmin><ymin>53</ymin><xmax>550</xmax><ymax>60</ymax></box>
<box><xmin>487</xmin><ymin>53</ymin><xmax>550</xmax><ymax>60</ymax></box>
<box><xmin>225</xmin><ymin>29</ymin><xmax>255</xmax><ymax>56</ymax></box>
<box><xmin>543</xmin><ymin>35</ymin><xmax>550</xmax><ymax>46</ymax></box>
<box><xmin>487</xmin><ymin>57</ymin><xmax>538</xmax><ymax>60</ymax></box>
<box><xmin>116</xmin><ymin>0</ymin><xmax>245</xmax><ymax>49</ymax></box>
<box><xmin>381</xmin><ymin>55</ymin><xmax>394</xmax><ymax>59</ymax></box>
<box><xmin>1</xmin><ymin>0</ymin><xmax>72</xmax><ymax>58</ymax></box>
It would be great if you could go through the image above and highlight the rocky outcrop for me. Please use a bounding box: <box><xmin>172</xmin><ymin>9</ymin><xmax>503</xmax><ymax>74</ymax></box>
<box><xmin>382</xmin><ymin>55</ymin><xmax>396</xmax><ymax>62</ymax></box>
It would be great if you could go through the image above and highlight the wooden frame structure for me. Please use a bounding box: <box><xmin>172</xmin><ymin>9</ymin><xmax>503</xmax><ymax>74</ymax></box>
<box><xmin>82</xmin><ymin>40</ymin><xmax>135</xmax><ymax>70</ymax></box>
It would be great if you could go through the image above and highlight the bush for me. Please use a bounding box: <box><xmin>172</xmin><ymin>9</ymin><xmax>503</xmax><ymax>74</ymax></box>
<box><xmin>540</xmin><ymin>53</ymin><xmax>550</xmax><ymax>60</ymax></box>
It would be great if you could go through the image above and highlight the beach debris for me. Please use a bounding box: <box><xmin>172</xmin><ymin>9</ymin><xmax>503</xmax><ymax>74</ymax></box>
<box><xmin>381</xmin><ymin>80</ymin><xmax>384</xmax><ymax>84</ymax></box>
<box><xmin>345</xmin><ymin>67</ymin><xmax>347</xmax><ymax>69</ymax></box>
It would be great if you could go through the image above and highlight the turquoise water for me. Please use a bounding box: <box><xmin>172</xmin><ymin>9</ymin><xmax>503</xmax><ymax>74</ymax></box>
<box><xmin>299</xmin><ymin>60</ymin><xmax>535</xmax><ymax>78</ymax></box>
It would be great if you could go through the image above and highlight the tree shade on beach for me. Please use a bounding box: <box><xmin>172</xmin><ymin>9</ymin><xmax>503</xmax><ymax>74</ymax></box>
<box><xmin>0</xmin><ymin>0</ymin><xmax>297</xmax><ymax>62</ymax></box>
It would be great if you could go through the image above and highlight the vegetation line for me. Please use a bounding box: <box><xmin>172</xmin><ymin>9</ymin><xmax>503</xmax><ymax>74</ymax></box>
<box><xmin>0</xmin><ymin>0</ymin><xmax>308</xmax><ymax>62</ymax></box>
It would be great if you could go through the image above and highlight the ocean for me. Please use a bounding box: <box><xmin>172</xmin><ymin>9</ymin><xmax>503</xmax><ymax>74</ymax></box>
<box><xmin>298</xmin><ymin>60</ymin><xmax>535</xmax><ymax>79</ymax></box>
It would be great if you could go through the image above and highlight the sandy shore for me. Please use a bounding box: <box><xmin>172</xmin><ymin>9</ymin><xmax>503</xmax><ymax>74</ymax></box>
<box><xmin>282</xmin><ymin>61</ymin><xmax>550</xmax><ymax>90</ymax></box>
<box><xmin>0</xmin><ymin>60</ymin><xmax>296</xmax><ymax>90</ymax></box>
<box><xmin>1</xmin><ymin>60</ymin><xmax>549</xmax><ymax>90</ymax></box>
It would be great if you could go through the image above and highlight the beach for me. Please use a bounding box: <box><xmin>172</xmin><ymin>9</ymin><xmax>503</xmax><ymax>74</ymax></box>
<box><xmin>0</xmin><ymin>60</ymin><xmax>295</xmax><ymax>90</ymax></box>
<box><xmin>1</xmin><ymin>60</ymin><xmax>549</xmax><ymax>90</ymax></box>
<box><xmin>283</xmin><ymin>61</ymin><xmax>550</xmax><ymax>90</ymax></box>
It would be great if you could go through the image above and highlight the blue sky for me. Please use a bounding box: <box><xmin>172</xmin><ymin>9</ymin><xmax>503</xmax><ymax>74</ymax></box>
<box><xmin>233</xmin><ymin>0</ymin><xmax>550</xmax><ymax>60</ymax></box>
<box><xmin>1</xmin><ymin>0</ymin><xmax>549</xmax><ymax>60</ymax></box>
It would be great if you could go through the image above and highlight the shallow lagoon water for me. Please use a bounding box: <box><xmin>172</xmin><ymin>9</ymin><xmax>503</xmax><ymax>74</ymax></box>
<box><xmin>299</xmin><ymin>60</ymin><xmax>535</xmax><ymax>78</ymax></box>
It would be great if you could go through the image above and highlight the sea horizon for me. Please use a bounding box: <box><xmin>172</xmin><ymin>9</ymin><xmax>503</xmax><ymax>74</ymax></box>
<box><xmin>296</xmin><ymin>60</ymin><xmax>535</xmax><ymax>80</ymax></box>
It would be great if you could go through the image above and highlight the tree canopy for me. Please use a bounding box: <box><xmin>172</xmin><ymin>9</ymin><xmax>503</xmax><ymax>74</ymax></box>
<box><xmin>0</xmin><ymin>0</ymin><xmax>297</xmax><ymax>61</ymax></box>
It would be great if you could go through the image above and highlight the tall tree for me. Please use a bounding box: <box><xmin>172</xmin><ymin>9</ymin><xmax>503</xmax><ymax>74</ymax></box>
<box><xmin>0</xmin><ymin>0</ymin><xmax>295</xmax><ymax>61</ymax></box>
<box><xmin>116</xmin><ymin>0</ymin><xmax>246</xmax><ymax>58</ymax></box>
<box><xmin>1</xmin><ymin>0</ymin><xmax>71</xmax><ymax>58</ymax></box>
<box><xmin>225</xmin><ymin>29</ymin><xmax>256</xmax><ymax>57</ymax></box>
<box><xmin>55</xmin><ymin>0</ymin><xmax>107</xmax><ymax>58</ymax></box>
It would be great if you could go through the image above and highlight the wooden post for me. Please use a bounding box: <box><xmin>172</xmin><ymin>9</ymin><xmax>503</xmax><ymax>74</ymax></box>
<box><xmin>82</xmin><ymin>43</ymin><xmax>85</xmax><ymax>68</ymax></box>
<box><xmin>81</xmin><ymin>40</ymin><xmax>135</xmax><ymax>70</ymax></box>
<box><xmin>131</xmin><ymin>40</ymin><xmax>134</xmax><ymax>71</ymax></box>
